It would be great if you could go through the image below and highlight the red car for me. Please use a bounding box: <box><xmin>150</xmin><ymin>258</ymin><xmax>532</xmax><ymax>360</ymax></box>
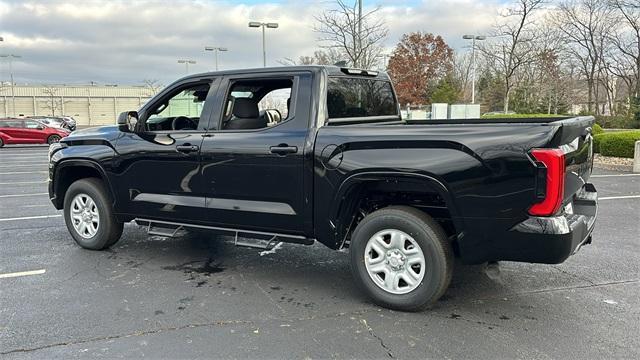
<box><xmin>0</xmin><ymin>118</ymin><xmax>70</xmax><ymax>147</ymax></box>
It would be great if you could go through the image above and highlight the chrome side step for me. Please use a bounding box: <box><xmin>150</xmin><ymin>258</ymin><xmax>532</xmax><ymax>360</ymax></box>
<box><xmin>147</xmin><ymin>222</ymin><xmax>186</xmax><ymax>237</ymax></box>
<box><xmin>234</xmin><ymin>234</ymin><xmax>279</xmax><ymax>250</ymax></box>
<box><xmin>136</xmin><ymin>218</ymin><xmax>315</xmax><ymax>247</ymax></box>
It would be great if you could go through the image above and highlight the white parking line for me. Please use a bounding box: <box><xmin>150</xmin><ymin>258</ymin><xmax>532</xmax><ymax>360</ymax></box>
<box><xmin>0</xmin><ymin>155</ymin><xmax>48</xmax><ymax>159</ymax></box>
<box><xmin>0</xmin><ymin>181</ymin><xmax>47</xmax><ymax>185</ymax></box>
<box><xmin>592</xmin><ymin>174</ymin><xmax>640</xmax><ymax>178</ymax></box>
<box><xmin>0</xmin><ymin>214</ymin><xmax>62</xmax><ymax>222</ymax></box>
<box><xmin>600</xmin><ymin>195</ymin><xmax>640</xmax><ymax>200</ymax></box>
<box><xmin>0</xmin><ymin>150</ymin><xmax>48</xmax><ymax>153</ymax></box>
<box><xmin>0</xmin><ymin>269</ymin><xmax>46</xmax><ymax>279</ymax></box>
<box><xmin>0</xmin><ymin>164</ymin><xmax>48</xmax><ymax>168</ymax></box>
<box><xmin>0</xmin><ymin>154</ymin><xmax>47</xmax><ymax>157</ymax></box>
<box><xmin>0</xmin><ymin>193</ymin><xmax>48</xmax><ymax>198</ymax></box>
<box><xmin>0</xmin><ymin>171</ymin><xmax>48</xmax><ymax>175</ymax></box>
<box><xmin>0</xmin><ymin>155</ymin><xmax>47</xmax><ymax>157</ymax></box>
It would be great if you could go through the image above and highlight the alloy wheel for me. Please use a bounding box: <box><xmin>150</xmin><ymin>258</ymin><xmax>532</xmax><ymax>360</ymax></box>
<box><xmin>364</xmin><ymin>229</ymin><xmax>426</xmax><ymax>295</ymax></box>
<box><xmin>70</xmin><ymin>193</ymin><xmax>100</xmax><ymax>238</ymax></box>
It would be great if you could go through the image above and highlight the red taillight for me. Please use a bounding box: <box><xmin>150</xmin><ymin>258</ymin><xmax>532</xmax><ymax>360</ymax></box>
<box><xmin>529</xmin><ymin>148</ymin><xmax>565</xmax><ymax>216</ymax></box>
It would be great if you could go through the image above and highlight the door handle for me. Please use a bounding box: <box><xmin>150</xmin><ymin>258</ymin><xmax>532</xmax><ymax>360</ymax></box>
<box><xmin>176</xmin><ymin>144</ymin><xmax>199</xmax><ymax>153</ymax></box>
<box><xmin>269</xmin><ymin>145</ymin><xmax>298</xmax><ymax>155</ymax></box>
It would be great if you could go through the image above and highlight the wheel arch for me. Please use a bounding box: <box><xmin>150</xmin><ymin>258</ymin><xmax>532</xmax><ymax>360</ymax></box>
<box><xmin>52</xmin><ymin>159</ymin><xmax>115</xmax><ymax>210</ymax></box>
<box><xmin>329</xmin><ymin>171</ymin><xmax>464</xmax><ymax>249</ymax></box>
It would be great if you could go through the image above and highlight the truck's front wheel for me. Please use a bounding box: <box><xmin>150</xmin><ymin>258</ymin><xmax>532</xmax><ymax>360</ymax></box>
<box><xmin>350</xmin><ymin>206</ymin><xmax>453</xmax><ymax>311</ymax></box>
<box><xmin>63</xmin><ymin>178</ymin><xmax>123</xmax><ymax>250</ymax></box>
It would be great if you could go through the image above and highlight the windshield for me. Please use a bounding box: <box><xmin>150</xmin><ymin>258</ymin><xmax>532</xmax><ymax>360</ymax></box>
<box><xmin>327</xmin><ymin>77</ymin><xmax>398</xmax><ymax>121</ymax></box>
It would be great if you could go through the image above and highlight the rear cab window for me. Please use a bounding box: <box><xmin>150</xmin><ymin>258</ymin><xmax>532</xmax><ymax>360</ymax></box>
<box><xmin>326</xmin><ymin>76</ymin><xmax>399</xmax><ymax>124</ymax></box>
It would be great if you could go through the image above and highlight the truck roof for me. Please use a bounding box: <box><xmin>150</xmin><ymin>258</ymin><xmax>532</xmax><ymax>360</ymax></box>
<box><xmin>177</xmin><ymin>65</ymin><xmax>391</xmax><ymax>82</ymax></box>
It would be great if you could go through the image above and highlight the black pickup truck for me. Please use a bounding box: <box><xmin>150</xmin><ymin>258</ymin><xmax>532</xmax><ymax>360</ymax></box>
<box><xmin>48</xmin><ymin>66</ymin><xmax>597</xmax><ymax>310</ymax></box>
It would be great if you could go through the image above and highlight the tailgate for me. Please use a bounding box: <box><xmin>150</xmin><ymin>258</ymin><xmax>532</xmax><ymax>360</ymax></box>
<box><xmin>559</xmin><ymin>117</ymin><xmax>595</xmax><ymax>204</ymax></box>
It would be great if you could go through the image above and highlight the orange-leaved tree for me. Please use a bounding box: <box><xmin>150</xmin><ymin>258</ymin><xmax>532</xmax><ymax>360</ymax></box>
<box><xmin>387</xmin><ymin>32</ymin><xmax>454</xmax><ymax>106</ymax></box>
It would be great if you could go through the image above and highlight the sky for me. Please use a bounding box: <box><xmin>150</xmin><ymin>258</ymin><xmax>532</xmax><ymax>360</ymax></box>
<box><xmin>0</xmin><ymin>0</ymin><xmax>506</xmax><ymax>86</ymax></box>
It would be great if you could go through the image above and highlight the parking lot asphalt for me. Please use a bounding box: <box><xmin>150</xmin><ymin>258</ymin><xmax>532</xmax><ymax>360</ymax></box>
<box><xmin>1</xmin><ymin>145</ymin><xmax>639</xmax><ymax>359</ymax></box>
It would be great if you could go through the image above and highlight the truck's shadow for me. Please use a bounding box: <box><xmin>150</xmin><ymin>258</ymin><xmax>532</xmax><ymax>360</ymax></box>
<box><xmin>102</xmin><ymin>223</ymin><xmax>512</xmax><ymax>311</ymax></box>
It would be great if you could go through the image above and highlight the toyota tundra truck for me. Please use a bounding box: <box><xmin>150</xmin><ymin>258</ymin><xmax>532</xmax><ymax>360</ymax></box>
<box><xmin>48</xmin><ymin>66</ymin><xmax>598</xmax><ymax>311</ymax></box>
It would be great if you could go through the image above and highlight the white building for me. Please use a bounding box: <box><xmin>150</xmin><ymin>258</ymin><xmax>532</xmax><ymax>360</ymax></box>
<box><xmin>0</xmin><ymin>84</ymin><xmax>156</xmax><ymax>126</ymax></box>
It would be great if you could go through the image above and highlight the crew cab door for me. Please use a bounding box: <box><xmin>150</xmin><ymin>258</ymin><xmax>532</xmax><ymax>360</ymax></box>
<box><xmin>112</xmin><ymin>77</ymin><xmax>218</xmax><ymax>223</ymax></box>
<box><xmin>198</xmin><ymin>72</ymin><xmax>312</xmax><ymax>234</ymax></box>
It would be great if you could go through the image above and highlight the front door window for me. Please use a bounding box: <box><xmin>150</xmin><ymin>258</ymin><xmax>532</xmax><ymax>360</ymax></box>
<box><xmin>145</xmin><ymin>83</ymin><xmax>210</xmax><ymax>131</ymax></box>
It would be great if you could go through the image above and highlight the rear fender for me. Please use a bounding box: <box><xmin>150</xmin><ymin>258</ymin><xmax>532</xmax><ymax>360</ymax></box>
<box><xmin>329</xmin><ymin>171</ymin><xmax>463</xmax><ymax>248</ymax></box>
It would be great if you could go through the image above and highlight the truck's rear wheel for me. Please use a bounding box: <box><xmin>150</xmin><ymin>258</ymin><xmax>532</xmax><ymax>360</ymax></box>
<box><xmin>350</xmin><ymin>206</ymin><xmax>453</xmax><ymax>311</ymax></box>
<box><xmin>63</xmin><ymin>178</ymin><xmax>123</xmax><ymax>250</ymax></box>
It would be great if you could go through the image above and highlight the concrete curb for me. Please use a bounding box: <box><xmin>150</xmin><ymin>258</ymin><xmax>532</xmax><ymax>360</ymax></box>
<box><xmin>634</xmin><ymin>140</ymin><xmax>640</xmax><ymax>173</ymax></box>
<box><xmin>594</xmin><ymin>163</ymin><xmax>633</xmax><ymax>173</ymax></box>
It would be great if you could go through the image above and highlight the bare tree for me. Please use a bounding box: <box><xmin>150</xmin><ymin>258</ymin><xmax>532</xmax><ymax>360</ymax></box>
<box><xmin>312</xmin><ymin>48</ymin><xmax>344</xmax><ymax>65</ymax></box>
<box><xmin>453</xmin><ymin>52</ymin><xmax>473</xmax><ymax>102</ymax></box>
<box><xmin>554</xmin><ymin>0</ymin><xmax>616</xmax><ymax>114</ymax></box>
<box><xmin>608</xmin><ymin>0</ymin><xmax>640</xmax><ymax>102</ymax></box>
<box><xmin>42</xmin><ymin>85</ymin><xmax>65</xmax><ymax>116</ymax></box>
<box><xmin>278</xmin><ymin>49</ymin><xmax>345</xmax><ymax>66</ymax></box>
<box><xmin>529</xmin><ymin>20</ymin><xmax>572</xmax><ymax>114</ymax></box>
<box><xmin>315</xmin><ymin>0</ymin><xmax>388</xmax><ymax>69</ymax></box>
<box><xmin>481</xmin><ymin>0</ymin><xmax>545</xmax><ymax>113</ymax></box>
<box><xmin>278</xmin><ymin>56</ymin><xmax>316</xmax><ymax>66</ymax></box>
<box><xmin>142</xmin><ymin>79</ymin><xmax>163</xmax><ymax>97</ymax></box>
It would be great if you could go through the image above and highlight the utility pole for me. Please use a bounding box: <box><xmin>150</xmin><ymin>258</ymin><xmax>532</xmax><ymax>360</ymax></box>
<box><xmin>0</xmin><ymin>54</ymin><xmax>21</xmax><ymax>117</ymax></box>
<box><xmin>248</xmin><ymin>22</ymin><xmax>279</xmax><ymax>67</ymax></box>
<box><xmin>204</xmin><ymin>46</ymin><xmax>228</xmax><ymax>71</ymax></box>
<box><xmin>462</xmin><ymin>35</ymin><xmax>486</xmax><ymax>104</ymax></box>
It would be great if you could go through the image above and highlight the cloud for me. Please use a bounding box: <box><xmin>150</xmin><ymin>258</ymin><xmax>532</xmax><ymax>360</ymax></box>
<box><xmin>0</xmin><ymin>0</ymin><xmax>504</xmax><ymax>85</ymax></box>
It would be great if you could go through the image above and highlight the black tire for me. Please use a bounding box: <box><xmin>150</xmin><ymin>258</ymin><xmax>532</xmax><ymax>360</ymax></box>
<box><xmin>47</xmin><ymin>134</ymin><xmax>61</xmax><ymax>144</ymax></box>
<box><xmin>0</xmin><ymin>137</ymin><xmax>4</xmax><ymax>147</ymax></box>
<box><xmin>63</xmin><ymin>178</ymin><xmax>123</xmax><ymax>250</ymax></box>
<box><xmin>350</xmin><ymin>206</ymin><xmax>453</xmax><ymax>311</ymax></box>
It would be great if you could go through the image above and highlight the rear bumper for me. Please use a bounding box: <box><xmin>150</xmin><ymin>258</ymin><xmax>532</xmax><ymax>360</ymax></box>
<box><xmin>458</xmin><ymin>183</ymin><xmax>597</xmax><ymax>264</ymax></box>
<box><xmin>507</xmin><ymin>183</ymin><xmax>597</xmax><ymax>264</ymax></box>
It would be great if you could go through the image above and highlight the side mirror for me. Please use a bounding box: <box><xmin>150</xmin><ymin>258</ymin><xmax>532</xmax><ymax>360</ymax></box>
<box><xmin>118</xmin><ymin>111</ymin><xmax>138</xmax><ymax>132</ymax></box>
<box><xmin>36</xmin><ymin>125</ymin><xmax>45</xmax><ymax>130</ymax></box>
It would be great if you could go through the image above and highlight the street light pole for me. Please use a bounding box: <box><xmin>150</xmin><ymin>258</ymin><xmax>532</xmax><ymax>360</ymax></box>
<box><xmin>204</xmin><ymin>46</ymin><xmax>228</xmax><ymax>71</ymax></box>
<box><xmin>358</xmin><ymin>0</ymin><xmax>362</xmax><ymax>68</ymax></box>
<box><xmin>177</xmin><ymin>59</ymin><xmax>196</xmax><ymax>74</ymax></box>
<box><xmin>0</xmin><ymin>54</ymin><xmax>21</xmax><ymax>117</ymax></box>
<box><xmin>248</xmin><ymin>21</ymin><xmax>279</xmax><ymax>67</ymax></box>
<box><xmin>462</xmin><ymin>35</ymin><xmax>486</xmax><ymax>104</ymax></box>
<box><xmin>262</xmin><ymin>25</ymin><xmax>266</xmax><ymax>67</ymax></box>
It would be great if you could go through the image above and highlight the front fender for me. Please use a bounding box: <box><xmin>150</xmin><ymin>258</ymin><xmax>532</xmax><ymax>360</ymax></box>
<box><xmin>49</xmin><ymin>145</ymin><xmax>117</xmax><ymax>210</ymax></box>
